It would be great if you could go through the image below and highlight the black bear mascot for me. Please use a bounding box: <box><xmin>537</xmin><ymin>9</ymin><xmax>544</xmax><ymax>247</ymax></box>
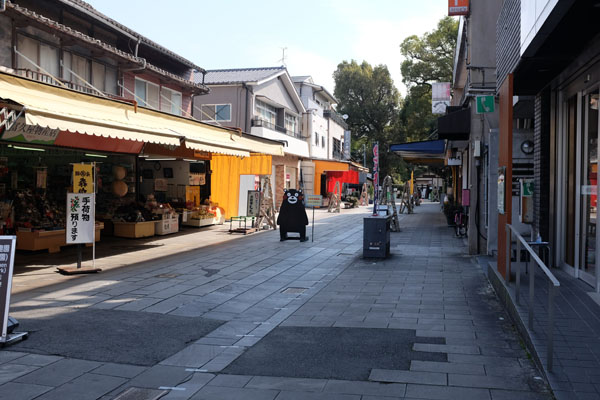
<box><xmin>277</xmin><ymin>189</ymin><xmax>309</xmax><ymax>242</ymax></box>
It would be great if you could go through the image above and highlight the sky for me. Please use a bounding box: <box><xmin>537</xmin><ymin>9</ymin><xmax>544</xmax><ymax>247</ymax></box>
<box><xmin>85</xmin><ymin>0</ymin><xmax>449</xmax><ymax>96</ymax></box>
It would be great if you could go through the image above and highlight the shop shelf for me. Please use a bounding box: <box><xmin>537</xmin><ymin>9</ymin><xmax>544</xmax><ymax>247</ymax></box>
<box><xmin>16</xmin><ymin>223</ymin><xmax>104</xmax><ymax>253</ymax></box>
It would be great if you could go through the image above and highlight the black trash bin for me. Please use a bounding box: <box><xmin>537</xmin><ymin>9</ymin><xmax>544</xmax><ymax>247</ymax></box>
<box><xmin>363</xmin><ymin>214</ymin><xmax>391</xmax><ymax>258</ymax></box>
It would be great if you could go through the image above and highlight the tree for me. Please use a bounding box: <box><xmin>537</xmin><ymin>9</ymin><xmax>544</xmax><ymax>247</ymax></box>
<box><xmin>396</xmin><ymin>17</ymin><xmax>459</xmax><ymax>180</ymax></box>
<box><xmin>333</xmin><ymin>60</ymin><xmax>404</xmax><ymax>180</ymax></box>
<box><xmin>400</xmin><ymin>16</ymin><xmax>458</xmax><ymax>88</ymax></box>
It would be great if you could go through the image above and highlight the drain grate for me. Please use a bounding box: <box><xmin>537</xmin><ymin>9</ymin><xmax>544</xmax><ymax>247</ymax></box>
<box><xmin>281</xmin><ymin>287</ymin><xmax>308</xmax><ymax>294</ymax></box>
<box><xmin>155</xmin><ymin>273</ymin><xmax>180</xmax><ymax>278</ymax></box>
<box><xmin>113</xmin><ymin>387</ymin><xmax>168</xmax><ymax>400</ymax></box>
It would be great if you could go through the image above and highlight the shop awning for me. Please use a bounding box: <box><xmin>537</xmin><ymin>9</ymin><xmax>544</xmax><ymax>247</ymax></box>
<box><xmin>390</xmin><ymin>139</ymin><xmax>446</xmax><ymax>165</ymax></box>
<box><xmin>437</xmin><ymin>108</ymin><xmax>470</xmax><ymax>140</ymax></box>
<box><xmin>0</xmin><ymin>73</ymin><xmax>180</xmax><ymax>146</ymax></box>
<box><xmin>0</xmin><ymin>73</ymin><xmax>284</xmax><ymax>157</ymax></box>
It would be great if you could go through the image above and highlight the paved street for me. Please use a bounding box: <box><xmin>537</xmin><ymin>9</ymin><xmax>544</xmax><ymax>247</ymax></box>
<box><xmin>0</xmin><ymin>203</ymin><xmax>553</xmax><ymax>399</ymax></box>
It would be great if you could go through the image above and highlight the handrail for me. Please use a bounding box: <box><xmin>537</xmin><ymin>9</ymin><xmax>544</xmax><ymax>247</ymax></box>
<box><xmin>506</xmin><ymin>224</ymin><xmax>559</xmax><ymax>372</ymax></box>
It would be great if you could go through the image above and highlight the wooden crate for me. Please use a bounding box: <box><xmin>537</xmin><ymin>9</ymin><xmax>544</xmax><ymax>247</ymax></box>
<box><xmin>16</xmin><ymin>223</ymin><xmax>104</xmax><ymax>253</ymax></box>
<box><xmin>113</xmin><ymin>221</ymin><xmax>155</xmax><ymax>238</ymax></box>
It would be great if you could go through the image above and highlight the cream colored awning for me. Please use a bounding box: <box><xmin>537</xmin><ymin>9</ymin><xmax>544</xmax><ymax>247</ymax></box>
<box><xmin>0</xmin><ymin>73</ymin><xmax>284</xmax><ymax>157</ymax></box>
<box><xmin>0</xmin><ymin>73</ymin><xmax>181</xmax><ymax>146</ymax></box>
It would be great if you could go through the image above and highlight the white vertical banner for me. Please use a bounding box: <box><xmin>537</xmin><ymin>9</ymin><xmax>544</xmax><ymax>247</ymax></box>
<box><xmin>66</xmin><ymin>193</ymin><xmax>95</xmax><ymax>244</ymax></box>
<box><xmin>432</xmin><ymin>82</ymin><xmax>451</xmax><ymax>114</ymax></box>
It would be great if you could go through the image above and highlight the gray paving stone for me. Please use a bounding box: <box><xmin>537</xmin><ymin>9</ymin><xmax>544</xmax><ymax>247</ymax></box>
<box><xmin>246</xmin><ymin>376</ymin><xmax>327</xmax><ymax>392</ymax></box>
<box><xmin>413</xmin><ymin>343</ymin><xmax>480</xmax><ymax>355</ymax></box>
<box><xmin>127</xmin><ymin>365</ymin><xmax>192</xmax><ymax>389</ymax></box>
<box><xmin>160</xmin><ymin>345</ymin><xmax>225</xmax><ymax>368</ymax></box>
<box><xmin>189</xmin><ymin>385</ymin><xmax>279</xmax><ymax>400</ymax></box>
<box><xmin>324</xmin><ymin>379</ymin><xmax>406</xmax><ymax>396</ymax></box>
<box><xmin>0</xmin><ymin>351</ymin><xmax>29</xmax><ymax>364</ymax></box>
<box><xmin>489</xmin><ymin>390</ymin><xmax>562</xmax><ymax>400</ymax></box>
<box><xmin>405</xmin><ymin>383</ymin><xmax>491</xmax><ymax>400</ymax></box>
<box><xmin>206</xmin><ymin>374</ymin><xmax>253</xmax><ymax>388</ymax></box>
<box><xmin>10</xmin><ymin>354</ymin><xmax>62</xmax><ymax>367</ymax></box>
<box><xmin>369</xmin><ymin>369</ymin><xmax>447</xmax><ymax>385</ymax></box>
<box><xmin>34</xmin><ymin>373</ymin><xmax>126</xmax><ymax>400</ymax></box>
<box><xmin>447</xmin><ymin>354</ymin><xmax>521</xmax><ymax>367</ymax></box>
<box><xmin>274</xmin><ymin>391</ymin><xmax>360</xmax><ymax>400</ymax></box>
<box><xmin>410</xmin><ymin>360</ymin><xmax>485</xmax><ymax>375</ymax></box>
<box><xmin>449</xmin><ymin>373</ymin><xmax>529</xmax><ymax>390</ymax></box>
<box><xmin>0</xmin><ymin>381</ymin><xmax>52</xmax><ymax>399</ymax></box>
<box><xmin>14</xmin><ymin>359</ymin><xmax>100</xmax><ymax>386</ymax></box>
<box><xmin>92</xmin><ymin>363</ymin><xmax>147</xmax><ymax>378</ymax></box>
<box><xmin>161</xmin><ymin>373</ymin><xmax>215</xmax><ymax>400</ymax></box>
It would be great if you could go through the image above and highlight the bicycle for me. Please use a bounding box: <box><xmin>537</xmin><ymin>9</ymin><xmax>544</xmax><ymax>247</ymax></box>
<box><xmin>454</xmin><ymin>207</ymin><xmax>468</xmax><ymax>238</ymax></box>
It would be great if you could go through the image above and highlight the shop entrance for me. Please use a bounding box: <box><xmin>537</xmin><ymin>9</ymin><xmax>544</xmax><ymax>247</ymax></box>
<box><xmin>559</xmin><ymin>86</ymin><xmax>600</xmax><ymax>292</ymax></box>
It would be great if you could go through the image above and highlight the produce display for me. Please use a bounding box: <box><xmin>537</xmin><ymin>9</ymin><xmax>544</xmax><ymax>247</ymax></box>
<box><xmin>13</xmin><ymin>190</ymin><xmax>65</xmax><ymax>230</ymax></box>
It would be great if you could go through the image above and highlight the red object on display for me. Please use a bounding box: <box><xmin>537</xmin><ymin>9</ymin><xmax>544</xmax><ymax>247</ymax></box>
<box><xmin>326</xmin><ymin>170</ymin><xmax>359</xmax><ymax>193</ymax></box>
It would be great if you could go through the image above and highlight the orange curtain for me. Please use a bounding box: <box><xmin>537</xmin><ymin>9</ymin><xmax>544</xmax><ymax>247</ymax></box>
<box><xmin>211</xmin><ymin>154</ymin><xmax>272</xmax><ymax>218</ymax></box>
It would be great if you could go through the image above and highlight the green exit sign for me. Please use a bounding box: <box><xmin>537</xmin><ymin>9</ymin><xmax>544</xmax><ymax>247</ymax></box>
<box><xmin>476</xmin><ymin>95</ymin><xmax>495</xmax><ymax>114</ymax></box>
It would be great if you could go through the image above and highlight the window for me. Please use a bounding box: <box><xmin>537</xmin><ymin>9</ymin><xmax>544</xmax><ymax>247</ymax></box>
<box><xmin>16</xmin><ymin>34</ymin><xmax>59</xmax><ymax>82</ymax></box>
<box><xmin>321</xmin><ymin>136</ymin><xmax>326</xmax><ymax>148</ymax></box>
<box><xmin>333</xmin><ymin>138</ymin><xmax>342</xmax><ymax>159</ymax></box>
<box><xmin>62</xmin><ymin>51</ymin><xmax>118</xmax><ymax>95</ymax></box>
<box><xmin>285</xmin><ymin>113</ymin><xmax>297</xmax><ymax>134</ymax></box>
<box><xmin>135</xmin><ymin>78</ymin><xmax>160</xmax><ymax>109</ymax></box>
<box><xmin>255</xmin><ymin>99</ymin><xmax>277</xmax><ymax>125</ymax></box>
<box><xmin>200</xmin><ymin>104</ymin><xmax>231</xmax><ymax>122</ymax></box>
<box><xmin>161</xmin><ymin>87</ymin><xmax>183</xmax><ymax>116</ymax></box>
<box><xmin>314</xmin><ymin>132</ymin><xmax>319</xmax><ymax>146</ymax></box>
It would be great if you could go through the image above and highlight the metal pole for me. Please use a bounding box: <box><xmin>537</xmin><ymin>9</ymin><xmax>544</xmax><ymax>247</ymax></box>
<box><xmin>516</xmin><ymin>247</ymin><xmax>521</xmax><ymax>305</ymax></box>
<box><xmin>529</xmin><ymin>260</ymin><xmax>535</xmax><ymax>330</ymax></box>
<box><xmin>77</xmin><ymin>243</ymin><xmax>82</xmax><ymax>269</ymax></box>
<box><xmin>92</xmin><ymin>162</ymin><xmax>96</xmax><ymax>270</ymax></box>
<box><xmin>505</xmin><ymin>227</ymin><xmax>511</xmax><ymax>281</ymax></box>
<box><xmin>311</xmin><ymin>206</ymin><xmax>315</xmax><ymax>243</ymax></box>
<box><xmin>548</xmin><ymin>282</ymin><xmax>555</xmax><ymax>371</ymax></box>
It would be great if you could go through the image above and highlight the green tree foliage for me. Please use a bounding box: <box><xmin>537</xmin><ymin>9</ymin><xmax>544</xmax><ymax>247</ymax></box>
<box><xmin>398</xmin><ymin>16</ymin><xmax>458</xmax><ymax>143</ymax></box>
<box><xmin>333</xmin><ymin>60</ymin><xmax>406</xmax><ymax>180</ymax></box>
<box><xmin>400</xmin><ymin>16</ymin><xmax>458</xmax><ymax>87</ymax></box>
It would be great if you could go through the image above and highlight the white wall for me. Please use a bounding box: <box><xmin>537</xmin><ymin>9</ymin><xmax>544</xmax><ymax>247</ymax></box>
<box><xmin>521</xmin><ymin>0</ymin><xmax>559</xmax><ymax>56</ymax></box>
<box><xmin>250</xmin><ymin>126</ymin><xmax>309</xmax><ymax>158</ymax></box>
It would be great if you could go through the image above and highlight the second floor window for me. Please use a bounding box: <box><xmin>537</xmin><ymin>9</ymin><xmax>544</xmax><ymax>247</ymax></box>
<box><xmin>333</xmin><ymin>138</ymin><xmax>342</xmax><ymax>158</ymax></box>
<box><xmin>314</xmin><ymin>132</ymin><xmax>319</xmax><ymax>146</ymax></box>
<box><xmin>255</xmin><ymin>100</ymin><xmax>277</xmax><ymax>126</ymax></box>
<box><xmin>161</xmin><ymin>87</ymin><xmax>182</xmax><ymax>116</ymax></box>
<box><xmin>285</xmin><ymin>113</ymin><xmax>297</xmax><ymax>134</ymax></box>
<box><xmin>200</xmin><ymin>104</ymin><xmax>231</xmax><ymax>122</ymax></box>
<box><xmin>322</xmin><ymin>136</ymin><xmax>326</xmax><ymax>148</ymax></box>
<box><xmin>135</xmin><ymin>78</ymin><xmax>160</xmax><ymax>109</ymax></box>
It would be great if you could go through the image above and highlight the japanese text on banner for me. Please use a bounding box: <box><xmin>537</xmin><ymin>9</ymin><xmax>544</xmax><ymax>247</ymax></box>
<box><xmin>72</xmin><ymin>164</ymin><xmax>93</xmax><ymax>194</ymax></box>
<box><xmin>66</xmin><ymin>193</ymin><xmax>95</xmax><ymax>244</ymax></box>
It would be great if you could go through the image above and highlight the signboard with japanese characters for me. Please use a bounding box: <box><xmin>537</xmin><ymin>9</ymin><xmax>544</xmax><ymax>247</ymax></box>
<box><xmin>72</xmin><ymin>164</ymin><xmax>93</xmax><ymax>193</ymax></box>
<box><xmin>1</xmin><ymin>118</ymin><xmax>60</xmax><ymax>145</ymax></box>
<box><xmin>448</xmin><ymin>0</ymin><xmax>469</xmax><ymax>16</ymax></box>
<box><xmin>66</xmin><ymin>193</ymin><xmax>95</xmax><ymax>244</ymax></box>
<box><xmin>0</xmin><ymin>236</ymin><xmax>16</xmax><ymax>339</ymax></box>
<box><xmin>247</xmin><ymin>190</ymin><xmax>260</xmax><ymax>217</ymax></box>
<box><xmin>432</xmin><ymin>82</ymin><xmax>451</xmax><ymax>114</ymax></box>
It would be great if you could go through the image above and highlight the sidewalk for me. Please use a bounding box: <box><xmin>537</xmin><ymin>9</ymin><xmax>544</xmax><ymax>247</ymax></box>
<box><xmin>489</xmin><ymin>255</ymin><xmax>600</xmax><ymax>399</ymax></box>
<box><xmin>0</xmin><ymin>203</ymin><xmax>553</xmax><ymax>400</ymax></box>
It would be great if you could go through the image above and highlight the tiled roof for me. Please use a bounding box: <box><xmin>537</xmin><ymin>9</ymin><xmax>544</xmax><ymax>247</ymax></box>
<box><xmin>58</xmin><ymin>0</ymin><xmax>205</xmax><ymax>73</ymax></box>
<box><xmin>6</xmin><ymin>2</ymin><xmax>207</xmax><ymax>93</ymax></box>
<box><xmin>197</xmin><ymin>67</ymin><xmax>286</xmax><ymax>85</ymax></box>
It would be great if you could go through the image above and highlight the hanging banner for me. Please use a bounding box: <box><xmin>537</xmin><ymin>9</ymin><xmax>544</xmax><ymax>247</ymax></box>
<box><xmin>0</xmin><ymin>236</ymin><xmax>16</xmax><ymax>339</ymax></box>
<box><xmin>72</xmin><ymin>164</ymin><xmax>93</xmax><ymax>193</ymax></box>
<box><xmin>448</xmin><ymin>0</ymin><xmax>469</xmax><ymax>16</ymax></box>
<box><xmin>373</xmin><ymin>141</ymin><xmax>379</xmax><ymax>215</ymax></box>
<box><xmin>432</xmin><ymin>82</ymin><xmax>451</xmax><ymax>114</ymax></box>
<box><xmin>66</xmin><ymin>193</ymin><xmax>95</xmax><ymax>244</ymax></box>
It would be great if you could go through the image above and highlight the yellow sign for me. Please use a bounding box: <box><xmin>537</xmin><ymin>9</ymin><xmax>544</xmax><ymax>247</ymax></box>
<box><xmin>186</xmin><ymin>186</ymin><xmax>201</xmax><ymax>206</ymax></box>
<box><xmin>72</xmin><ymin>164</ymin><xmax>93</xmax><ymax>193</ymax></box>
